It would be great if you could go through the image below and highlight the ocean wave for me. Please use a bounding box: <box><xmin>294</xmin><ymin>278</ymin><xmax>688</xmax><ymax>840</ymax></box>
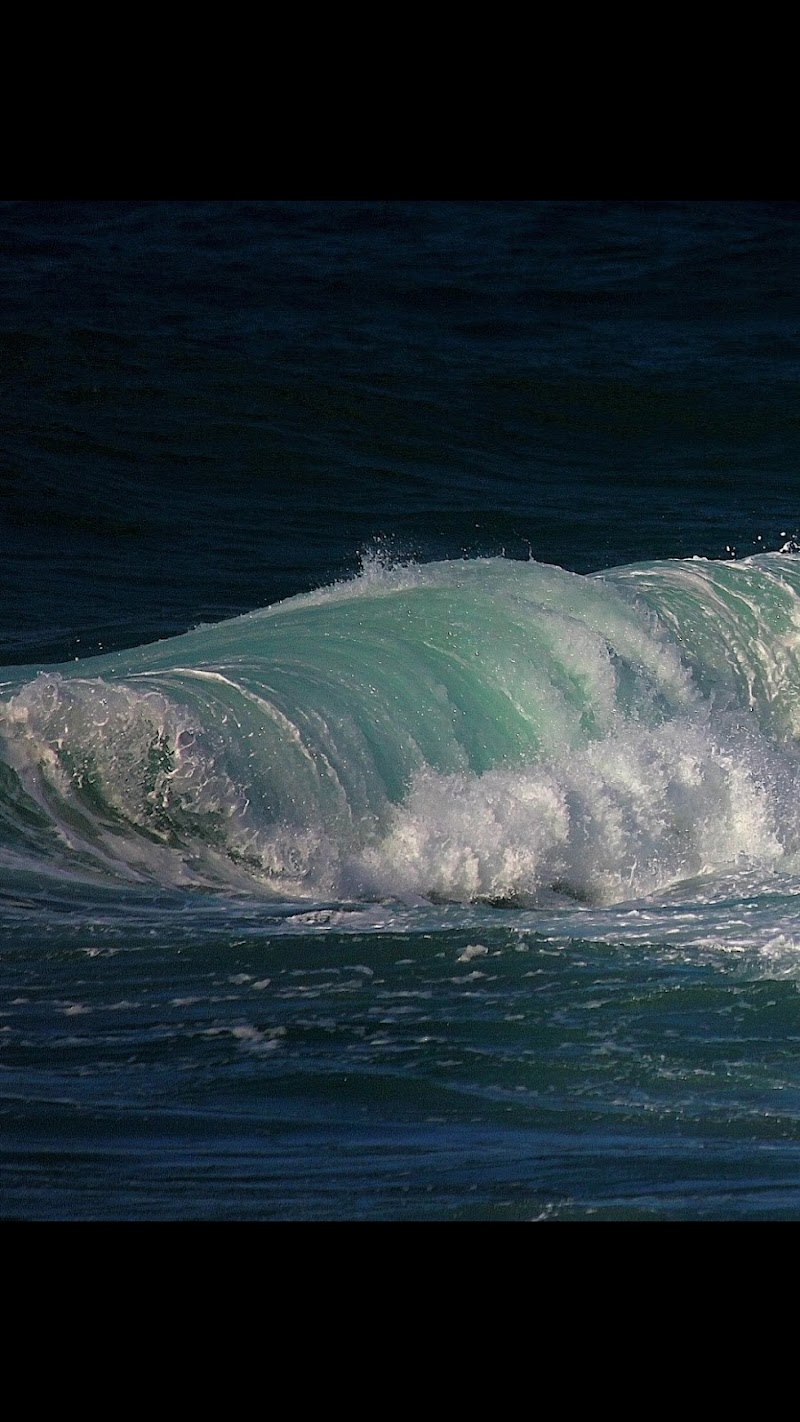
<box><xmin>2</xmin><ymin>552</ymin><xmax>800</xmax><ymax>903</ymax></box>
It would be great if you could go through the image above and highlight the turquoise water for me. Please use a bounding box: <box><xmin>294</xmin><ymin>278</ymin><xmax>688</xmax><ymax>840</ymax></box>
<box><xmin>4</xmin><ymin>552</ymin><xmax>800</xmax><ymax>906</ymax></box>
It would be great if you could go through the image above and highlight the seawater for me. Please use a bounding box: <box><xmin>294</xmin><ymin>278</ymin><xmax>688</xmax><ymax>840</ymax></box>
<box><xmin>2</xmin><ymin>200</ymin><xmax>800</xmax><ymax>1220</ymax></box>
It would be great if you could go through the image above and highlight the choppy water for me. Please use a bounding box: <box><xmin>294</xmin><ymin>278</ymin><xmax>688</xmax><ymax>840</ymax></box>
<box><xmin>3</xmin><ymin>199</ymin><xmax>800</xmax><ymax>1220</ymax></box>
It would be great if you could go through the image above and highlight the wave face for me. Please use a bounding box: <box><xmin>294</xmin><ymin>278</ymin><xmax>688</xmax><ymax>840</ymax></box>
<box><xmin>2</xmin><ymin>552</ymin><xmax>800</xmax><ymax>905</ymax></box>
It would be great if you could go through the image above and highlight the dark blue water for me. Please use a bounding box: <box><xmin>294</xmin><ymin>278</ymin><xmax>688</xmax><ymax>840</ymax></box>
<box><xmin>2</xmin><ymin>199</ymin><xmax>800</xmax><ymax>1220</ymax></box>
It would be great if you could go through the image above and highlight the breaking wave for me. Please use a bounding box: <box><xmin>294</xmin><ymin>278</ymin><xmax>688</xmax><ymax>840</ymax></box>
<box><xmin>3</xmin><ymin>552</ymin><xmax>800</xmax><ymax>904</ymax></box>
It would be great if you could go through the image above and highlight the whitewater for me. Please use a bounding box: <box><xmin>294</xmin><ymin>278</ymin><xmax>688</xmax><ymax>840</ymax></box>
<box><xmin>3</xmin><ymin>550</ymin><xmax>800</xmax><ymax>935</ymax></box>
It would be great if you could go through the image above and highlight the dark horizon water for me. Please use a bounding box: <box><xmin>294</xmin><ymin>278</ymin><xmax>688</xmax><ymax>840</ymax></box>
<box><xmin>3</xmin><ymin>199</ymin><xmax>800</xmax><ymax>1220</ymax></box>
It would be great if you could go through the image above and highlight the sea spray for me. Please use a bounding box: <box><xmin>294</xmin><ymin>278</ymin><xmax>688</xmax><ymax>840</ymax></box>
<box><xmin>2</xmin><ymin>553</ymin><xmax>800</xmax><ymax>903</ymax></box>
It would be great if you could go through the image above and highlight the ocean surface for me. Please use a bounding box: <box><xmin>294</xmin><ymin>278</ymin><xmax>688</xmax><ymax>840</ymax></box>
<box><xmin>2</xmin><ymin>199</ymin><xmax>800</xmax><ymax>1220</ymax></box>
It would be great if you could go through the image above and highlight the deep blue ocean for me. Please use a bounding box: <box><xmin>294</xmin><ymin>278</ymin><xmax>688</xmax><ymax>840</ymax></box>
<box><xmin>2</xmin><ymin>199</ymin><xmax>800</xmax><ymax>1220</ymax></box>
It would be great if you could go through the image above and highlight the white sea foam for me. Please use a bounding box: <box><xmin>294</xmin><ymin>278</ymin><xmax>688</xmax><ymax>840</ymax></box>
<box><xmin>350</xmin><ymin>716</ymin><xmax>799</xmax><ymax>907</ymax></box>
